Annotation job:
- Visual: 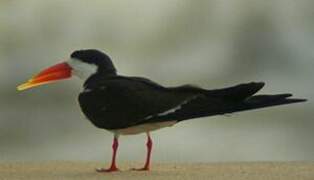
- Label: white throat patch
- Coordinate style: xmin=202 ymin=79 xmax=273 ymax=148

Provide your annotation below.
xmin=67 ymin=58 xmax=98 ymax=81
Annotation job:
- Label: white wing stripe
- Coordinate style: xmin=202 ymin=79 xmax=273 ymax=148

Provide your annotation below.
xmin=144 ymin=95 xmax=198 ymax=120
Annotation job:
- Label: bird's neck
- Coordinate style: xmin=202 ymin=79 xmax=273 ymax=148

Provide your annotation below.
xmin=83 ymin=71 xmax=117 ymax=89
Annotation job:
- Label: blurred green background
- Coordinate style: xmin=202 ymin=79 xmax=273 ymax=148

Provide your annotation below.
xmin=0 ymin=0 xmax=313 ymax=163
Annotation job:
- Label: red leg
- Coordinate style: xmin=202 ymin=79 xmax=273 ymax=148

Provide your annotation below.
xmin=132 ymin=133 xmax=153 ymax=171
xmin=96 ymin=135 xmax=120 ymax=173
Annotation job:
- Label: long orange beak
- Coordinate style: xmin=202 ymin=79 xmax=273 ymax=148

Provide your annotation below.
xmin=17 ymin=62 xmax=72 ymax=91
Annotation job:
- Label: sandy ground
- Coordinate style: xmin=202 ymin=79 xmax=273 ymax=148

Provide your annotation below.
xmin=0 ymin=161 xmax=313 ymax=180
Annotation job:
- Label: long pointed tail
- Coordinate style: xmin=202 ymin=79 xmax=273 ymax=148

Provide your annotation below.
xmin=175 ymin=93 xmax=306 ymax=121
xmin=224 ymin=93 xmax=306 ymax=114
xmin=153 ymin=82 xmax=307 ymax=122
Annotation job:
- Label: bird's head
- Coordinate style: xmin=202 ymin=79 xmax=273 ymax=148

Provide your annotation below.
xmin=17 ymin=49 xmax=116 ymax=91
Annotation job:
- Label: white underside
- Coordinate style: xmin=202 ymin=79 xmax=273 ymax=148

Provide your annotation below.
xmin=112 ymin=121 xmax=177 ymax=135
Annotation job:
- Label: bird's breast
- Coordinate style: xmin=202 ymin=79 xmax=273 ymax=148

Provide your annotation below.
xmin=78 ymin=88 xmax=141 ymax=130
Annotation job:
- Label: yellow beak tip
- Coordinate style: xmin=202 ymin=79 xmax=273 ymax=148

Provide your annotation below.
xmin=17 ymin=83 xmax=29 ymax=91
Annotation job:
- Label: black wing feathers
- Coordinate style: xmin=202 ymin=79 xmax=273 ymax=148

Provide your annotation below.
xmin=206 ymin=82 xmax=265 ymax=101
xmin=79 ymin=76 xmax=195 ymax=129
xmin=80 ymin=76 xmax=306 ymax=130
xmin=149 ymin=82 xmax=306 ymax=122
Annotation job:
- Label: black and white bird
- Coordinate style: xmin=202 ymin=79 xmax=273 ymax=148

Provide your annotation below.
xmin=18 ymin=49 xmax=306 ymax=172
